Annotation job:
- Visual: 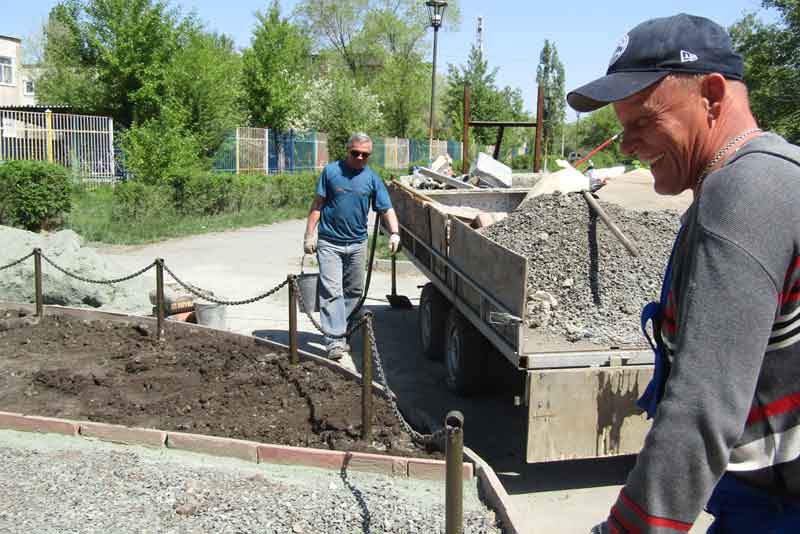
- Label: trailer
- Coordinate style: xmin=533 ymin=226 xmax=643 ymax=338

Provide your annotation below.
xmin=388 ymin=181 xmax=656 ymax=463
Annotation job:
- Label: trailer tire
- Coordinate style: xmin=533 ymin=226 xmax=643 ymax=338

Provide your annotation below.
xmin=444 ymin=308 xmax=489 ymax=396
xmin=419 ymin=283 xmax=449 ymax=361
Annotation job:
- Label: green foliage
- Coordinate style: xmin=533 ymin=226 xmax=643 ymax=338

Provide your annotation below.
xmin=577 ymin=107 xmax=624 ymax=163
xmin=121 ymin=105 xmax=203 ymax=185
xmin=536 ymin=40 xmax=566 ymax=159
xmin=242 ymin=2 xmax=311 ymax=132
xmin=730 ymin=2 xmax=800 ymax=143
xmin=443 ymin=45 xmax=529 ymax=146
xmin=0 ymin=161 xmax=72 ymax=231
xmin=111 ymin=179 xmax=173 ymax=222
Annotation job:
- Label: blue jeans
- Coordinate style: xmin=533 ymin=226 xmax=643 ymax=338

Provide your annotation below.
xmin=316 ymin=239 xmax=366 ymax=350
xmin=706 ymin=474 xmax=800 ymax=533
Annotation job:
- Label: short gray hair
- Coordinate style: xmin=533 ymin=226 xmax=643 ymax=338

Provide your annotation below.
xmin=346 ymin=132 xmax=372 ymax=149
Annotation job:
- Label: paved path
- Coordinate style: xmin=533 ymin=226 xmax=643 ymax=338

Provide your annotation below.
xmin=97 ymin=207 xmax=712 ymax=534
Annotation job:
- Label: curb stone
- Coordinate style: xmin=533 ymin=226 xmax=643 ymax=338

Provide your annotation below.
xmin=464 ymin=446 xmax=526 ymax=534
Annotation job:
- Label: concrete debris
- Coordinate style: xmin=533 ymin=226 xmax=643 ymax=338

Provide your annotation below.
xmin=470 ymin=152 xmax=512 ymax=188
xmin=524 ymin=159 xmax=589 ymax=199
xmin=430 ymin=154 xmax=453 ymax=175
xmin=483 ymin=192 xmax=680 ymax=346
xmin=471 ymin=211 xmax=508 ymax=229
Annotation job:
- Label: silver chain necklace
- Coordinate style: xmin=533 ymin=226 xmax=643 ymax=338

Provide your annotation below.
xmin=698 ymin=127 xmax=762 ymax=185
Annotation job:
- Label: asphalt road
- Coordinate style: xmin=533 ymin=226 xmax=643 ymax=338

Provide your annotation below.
xmin=98 ymin=178 xmax=712 ymax=534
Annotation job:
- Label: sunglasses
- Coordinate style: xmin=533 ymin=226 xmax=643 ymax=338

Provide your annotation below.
xmin=350 ymin=150 xmax=371 ymax=159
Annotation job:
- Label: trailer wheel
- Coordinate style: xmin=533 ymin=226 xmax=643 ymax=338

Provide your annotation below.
xmin=444 ymin=308 xmax=489 ymax=396
xmin=419 ymin=283 xmax=449 ymax=361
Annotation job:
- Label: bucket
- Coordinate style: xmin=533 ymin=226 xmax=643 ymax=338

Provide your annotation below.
xmin=194 ymin=301 xmax=226 ymax=329
xmin=298 ymin=254 xmax=320 ymax=313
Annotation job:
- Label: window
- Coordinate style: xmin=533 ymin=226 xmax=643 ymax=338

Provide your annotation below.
xmin=24 ymin=79 xmax=34 ymax=95
xmin=0 ymin=56 xmax=13 ymax=85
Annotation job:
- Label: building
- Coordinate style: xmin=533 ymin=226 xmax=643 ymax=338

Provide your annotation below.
xmin=0 ymin=35 xmax=37 ymax=107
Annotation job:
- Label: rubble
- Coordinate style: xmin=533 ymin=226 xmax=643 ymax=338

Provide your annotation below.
xmin=470 ymin=152 xmax=512 ymax=188
xmin=483 ymin=192 xmax=681 ymax=346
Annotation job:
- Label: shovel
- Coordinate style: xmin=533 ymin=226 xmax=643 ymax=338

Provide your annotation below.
xmin=386 ymin=254 xmax=413 ymax=309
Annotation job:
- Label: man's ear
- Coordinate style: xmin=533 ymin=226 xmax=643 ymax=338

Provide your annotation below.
xmin=701 ymin=73 xmax=727 ymax=121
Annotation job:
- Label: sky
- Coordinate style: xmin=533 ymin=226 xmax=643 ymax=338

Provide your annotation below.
xmin=2 ymin=0 xmax=775 ymax=120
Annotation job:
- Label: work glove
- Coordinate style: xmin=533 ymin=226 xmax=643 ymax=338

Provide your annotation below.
xmin=389 ymin=233 xmax=401 ymax=255
xmin=590 ymin=522 xmax=608 ymax=534
xmin=303 ymin=232 xmax=317 ymax=254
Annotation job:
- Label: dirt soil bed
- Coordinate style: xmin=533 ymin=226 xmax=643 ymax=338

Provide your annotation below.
xmin=0 ymin=309 xmax=439 ymax=460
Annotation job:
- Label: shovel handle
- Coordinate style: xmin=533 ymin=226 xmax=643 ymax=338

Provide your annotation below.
xmin=582 ymin=190 xmax=640 ymax=257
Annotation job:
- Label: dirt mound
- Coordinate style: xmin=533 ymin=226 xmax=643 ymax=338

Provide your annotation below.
xmin=0 ymin=309 xmax=438 ymax=459
xmin=0 ymin=226 xmax=150 ymax=313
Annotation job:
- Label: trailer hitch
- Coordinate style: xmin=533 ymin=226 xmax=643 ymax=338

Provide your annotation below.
xmin=488 ymin=312 xmax=523 ymax=326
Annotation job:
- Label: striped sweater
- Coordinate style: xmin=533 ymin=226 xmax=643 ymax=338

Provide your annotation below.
xmin=606 ymin=133 xmax=800 ymax=533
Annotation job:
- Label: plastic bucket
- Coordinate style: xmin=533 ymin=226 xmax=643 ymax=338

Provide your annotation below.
xmin=297 ymin=272 xmax=320 ymax=313
xmin=194 ymin=301 xmax=226 ymax=329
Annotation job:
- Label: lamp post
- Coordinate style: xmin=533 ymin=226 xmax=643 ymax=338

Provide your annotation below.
xmin=425 ymin=0 xmax=447 ymax=140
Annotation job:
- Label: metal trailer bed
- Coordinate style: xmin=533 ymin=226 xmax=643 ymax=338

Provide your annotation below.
xmin=388 ymin=182 xmax=656 ymax=463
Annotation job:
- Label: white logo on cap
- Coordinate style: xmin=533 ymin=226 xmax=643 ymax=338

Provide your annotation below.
xmin=608 ymin=34 xmax=629 ymax=68
xmin=681 ymin=50 xmax=698 ymax=63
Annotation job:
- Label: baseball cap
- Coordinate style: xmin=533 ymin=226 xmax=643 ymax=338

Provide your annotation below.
xmin=566 ymin=13 xmax=744 ymax=112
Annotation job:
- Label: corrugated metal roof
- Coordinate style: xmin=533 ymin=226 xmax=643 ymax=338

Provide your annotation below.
xmin=0 ymin=35 xmax=22 ymax=43
xmin=0 ymin=104 xmax=72 ymax=111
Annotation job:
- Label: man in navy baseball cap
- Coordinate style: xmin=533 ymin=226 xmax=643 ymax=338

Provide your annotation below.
xmin=572 ymin=13 xmax=800 ymax=534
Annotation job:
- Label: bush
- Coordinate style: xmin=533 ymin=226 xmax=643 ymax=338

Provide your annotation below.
xmin=112 ymin=180 xmax=174 ymax=223
xmin=0 ymin=160 xmax=72 ymax=231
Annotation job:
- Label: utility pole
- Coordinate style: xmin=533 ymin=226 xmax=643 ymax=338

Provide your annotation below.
xmin=476 ymin=16 xmax=484 ymax=55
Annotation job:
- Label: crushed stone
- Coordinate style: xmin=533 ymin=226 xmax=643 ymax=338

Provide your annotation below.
xmin=0 ymin=226 xmax=151 ymax=314
xmin=483 ymin=192 xmax=681 ymax=346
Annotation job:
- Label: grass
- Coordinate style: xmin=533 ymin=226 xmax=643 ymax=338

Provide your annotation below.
xmin=65 ymin=181 xmax=312 ymax=245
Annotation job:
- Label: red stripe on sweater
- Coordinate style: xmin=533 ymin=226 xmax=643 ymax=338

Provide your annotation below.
xmin=611 ymin=505 xmax=640 ymax=534
xmin=747 ymin=391 xmax=800 ymax=425
xmin=619 ymin=491 xmax=692 ymax=531
xmin=785 ymin=257 xmax=800 ymax=283
xmin=783 ymin=288 xmax=800 ymax=305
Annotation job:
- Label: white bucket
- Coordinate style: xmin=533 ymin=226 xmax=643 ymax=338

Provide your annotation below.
xmin=194 ymin=301 xmax=226 ymax=329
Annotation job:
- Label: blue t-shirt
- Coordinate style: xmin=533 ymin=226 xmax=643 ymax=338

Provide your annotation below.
xmin=315 ymin=161 xmax=392 ymax=245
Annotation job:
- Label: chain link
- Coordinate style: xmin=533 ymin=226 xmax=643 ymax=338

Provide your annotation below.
xmin=0 ymin=252 xmax=35 ymax=271
xmin=41 ymin=253 xmax=155 ymax=284
xmin=161 ymin=262 xmax=289 ymax=306
xmin=291 ymin=277 xmax=445 ymax=445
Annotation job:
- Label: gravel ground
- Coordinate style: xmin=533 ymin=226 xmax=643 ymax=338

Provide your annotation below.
xmin=483 ymin=192 xmax=681 ymax=346
xmin=0 ymin=430 xmax=501 ymax=534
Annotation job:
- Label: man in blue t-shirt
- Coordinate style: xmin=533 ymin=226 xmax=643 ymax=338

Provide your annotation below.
xmin=303 ymin=133 xmax=400 ymax=360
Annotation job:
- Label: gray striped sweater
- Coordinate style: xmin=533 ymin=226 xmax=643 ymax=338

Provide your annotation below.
xmin=606 ymin=133 xmax=800 ymax=533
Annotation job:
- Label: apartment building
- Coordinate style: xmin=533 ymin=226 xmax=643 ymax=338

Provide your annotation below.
xmin=0 ymin=35 xmax=37 ymax=107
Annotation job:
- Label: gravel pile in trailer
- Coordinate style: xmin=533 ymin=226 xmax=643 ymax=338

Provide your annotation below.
xmin=483 ymin=191 xmax=681 ymax=346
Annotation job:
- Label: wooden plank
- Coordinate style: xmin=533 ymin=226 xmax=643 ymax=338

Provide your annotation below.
xmin=429 ymin=206 xmax=449 ymax=281
xmin=418 ymin=167 xmax=477 ymax=189
xmin=526 ymin=366 xmax=653 ymax=463
xmin=448 ymin=219 xmax=527 ymax=318
xmin=425 ymin=189 xmax=529 ymax=213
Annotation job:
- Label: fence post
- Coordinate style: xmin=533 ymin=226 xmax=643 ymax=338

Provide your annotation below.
xmin=361 ymin=315 xmax=373 ymax=441
xmin=156 ymin=259 xmax=165 ymax=340
xmin=45 ymin=109 xmax=54 ymax=163
xmin=108 ymin=118 xmax=115 ymax=179
xmin=445 ymin=410 xmax=464 ymax=534
xmin=264 ymin=128 xmax=269 ymax=174
xmin=288 ymin=275 xmax=298 ymax=364
xmin=235 ymin=127 xmax=240 ymax=175
xmin=33 ymin=248 xmax=43 ymax=318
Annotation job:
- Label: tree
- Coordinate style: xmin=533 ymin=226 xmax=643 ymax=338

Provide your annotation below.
xmin=536 ymin=40 xmax=566 ymax=159
xmin=443 ymin=45 xmax=528 ymax=150
xmin=241 ymin=1 xmax=311 ymax=132
xmin=730 ymin=1 xmax=800 ymax=143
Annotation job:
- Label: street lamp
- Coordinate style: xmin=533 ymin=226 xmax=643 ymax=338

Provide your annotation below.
xmin=425 ymin=0 xmax=447 ymax=140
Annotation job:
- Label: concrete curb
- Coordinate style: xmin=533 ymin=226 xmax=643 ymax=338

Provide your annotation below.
xmin=464 ymin=446 xmax=526 ymax=534
xmin=0 ymin=411 xmax=472 ymax=481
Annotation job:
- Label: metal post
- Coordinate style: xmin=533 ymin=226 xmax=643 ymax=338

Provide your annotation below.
xmin=361 ymin=314 xmax=373 ymax=441
xmin=288 ymin=275 xmax=298 ymax=364
xmin=33 ymin=248 xmax=43 ymax=318
xmin=156 ymin=259 xmax=165 ymax=340
xmin=462 ymin=84 xmax=471 ymax=175
xmin=391 ymin=254 xmax=397 ymax=297
xmin=45 ymin=109 xmax=54 ymax=163
xmin=429 ymin=25 xmax=440 ymax=140
xmin=235 ymin=127 xmax=240 ymax=175
xmin=445 ymin=410 xmax=464 ymax=534
xmin=534 ymin=85 xmax=545 ymax=173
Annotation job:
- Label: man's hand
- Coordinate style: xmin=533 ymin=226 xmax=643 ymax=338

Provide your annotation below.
xmin=303 ymin=232 xmax=317 ymax=254
xmin=389 ymin=233 xmax=401 ymax=255
xmin=590 ymin=522 xmax=607 ymax=534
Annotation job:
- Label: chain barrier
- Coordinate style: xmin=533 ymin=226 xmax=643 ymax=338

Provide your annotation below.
xmin=40 ymin=253 xmax=155 ymax=284
xmin=291 ymin=277 xmax=445 ymax=445
xmin=161 ymin=262 xmax=289 ymax=306
xmin=0 ymin=252 xmax=35 ymax=271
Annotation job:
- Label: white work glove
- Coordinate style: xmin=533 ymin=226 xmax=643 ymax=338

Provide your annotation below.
xmin=303 ymin=232 xmax=317 ymax=254
xmin=388 ymin=233 xmax=401 ymax=255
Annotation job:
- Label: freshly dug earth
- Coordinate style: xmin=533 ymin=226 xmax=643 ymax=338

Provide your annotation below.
xmin=0 ymin=309 xmax=438 ymax=459
xmin=483 ymin=192 xmax=681 ymax=346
